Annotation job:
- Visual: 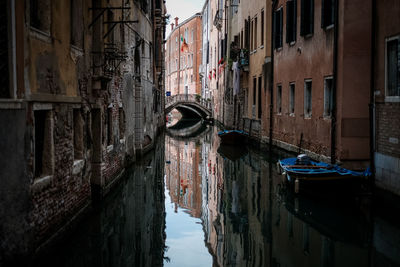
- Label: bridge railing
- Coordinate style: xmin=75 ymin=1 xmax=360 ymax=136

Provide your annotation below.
xmin=165 ymin=94 xmax=212 ymax=112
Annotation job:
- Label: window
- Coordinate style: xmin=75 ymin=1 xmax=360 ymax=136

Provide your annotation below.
xmin=107 ymin=108 xmax=113 ymax=146
xmin=34 ymin=110 xmax=53 ymax=178
xmin=261 ymin=10 xmax=264 ymax=46
xmin=321 ymin=0 xmax=334 ymax=28
xmin=119 ymin=108 xmax=125 ymax=139
xmin=250 ymin=20 xmax=253 ymax=50
xmin=73 ymin=109 xmax=83 ymax=160
xmin=241 ymin=29 xmax=244 ymax=48
xmin=70 ymin=0 xmax=83 ymax=47
xmin=304 ymin=80 xmax=312 ymax=117
xmin=175 ymin=37 xmax=178 ymax=50
xmin=0 ymin=1 xmax=10 ymax=98
xmin=289 ymin=83 xmax=295 ymax=114
xmin=286 ymin=0 xmax=297 ymax=44
xmin=30 ymin=0 xmax=51 ymax=33
xmin=324 ymin=77 xmax=333 ymax=117
xmin=254 ymin=17 xmax=258 ymax=50
xmin=253 ymin=77 xmax=257 ymax=105
xmin=386 ymin=36 xmax=400 ymax=98
xmin=277 ymin=84 xmax=282 ymax=114
xmin=245 ymin=19 xmax=250 ymax=49
xmin=274 ymin=8 xmax=283 ymax=49
xmin=300 ymin=0 xmax=314 ymax=36
xmin=258 ymin=76 xmax=262 ymax=118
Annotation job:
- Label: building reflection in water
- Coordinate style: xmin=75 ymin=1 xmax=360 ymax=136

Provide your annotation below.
xmin=34 ymin=137 xmax=166 ymax=267
xmin=165 ymin=124 xmax=400 ymax=267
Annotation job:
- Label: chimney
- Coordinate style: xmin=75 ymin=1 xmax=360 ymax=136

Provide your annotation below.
xmin=174 ymin=17 xmax=179 ymax=27
xmin=171 ymin=23 xmax=174 ymax=31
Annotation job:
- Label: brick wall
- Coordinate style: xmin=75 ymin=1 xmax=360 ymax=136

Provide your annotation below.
xmin=375 ymin=102 xmax=400 ymax=195
xmin=30 ymin=104 xmax=91 ymax=245
xmin=376 ymin=103 xmax=400 ymax=157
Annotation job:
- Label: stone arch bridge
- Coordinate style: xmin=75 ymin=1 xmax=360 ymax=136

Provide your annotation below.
xmin=165 ymin=94 xmax=212 ymax=119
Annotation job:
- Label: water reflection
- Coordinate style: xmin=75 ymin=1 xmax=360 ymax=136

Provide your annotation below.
xmin=164 ymin=124 xmax=400 ymax=267
xmin=34 ymin=138 xmax=166 ymax=267
xmin=31 ymin=124 xmax=400 ymax=267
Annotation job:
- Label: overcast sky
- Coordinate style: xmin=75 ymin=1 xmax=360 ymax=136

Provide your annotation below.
xmin=165 ymin=0 xmax=205 ymax=36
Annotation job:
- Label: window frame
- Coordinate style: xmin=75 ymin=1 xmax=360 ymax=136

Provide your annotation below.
xmin=300 ymin=0 xmax=314 ymax=37
xmin=385 ymin=35 xmax=400 ymax=102
xmin=323 ymin=76 xmax=334 ymax=118
xmin=286 ymin=0 xmax=297 ymax=45
xmin=277 ymin=84 xmax=282 ymax=115
xmin=304 ymin=79 xmax=312 ymax=118
xmin=274 ymin=7 xmax=283 ymax=50
xmin=289 ymin=82 xmax=295 ymax=115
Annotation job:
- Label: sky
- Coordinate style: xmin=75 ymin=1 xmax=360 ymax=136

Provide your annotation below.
xmin=165 ymin=0 xmax=205 ymax=36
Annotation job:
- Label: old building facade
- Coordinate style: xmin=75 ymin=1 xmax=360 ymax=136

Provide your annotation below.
xmin=165 ymin=15 xmax=202 ymax=97
xmin=270 ymin=0 xmax=371 ymax=167
xmin=0 ymin=0 xmax=166 ymax=262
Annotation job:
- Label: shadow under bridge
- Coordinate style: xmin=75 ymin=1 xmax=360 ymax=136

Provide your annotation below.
xmin=165 ymin=94 xmax=212 ymax=119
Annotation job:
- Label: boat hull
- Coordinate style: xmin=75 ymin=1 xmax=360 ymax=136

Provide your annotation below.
xmin=218 ymin=130 xmax=247 ymax=145
xmin=278 ymin=157 xmax=368 ymax=195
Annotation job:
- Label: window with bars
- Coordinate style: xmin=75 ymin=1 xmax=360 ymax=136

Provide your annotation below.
xmin=300 ymin=0 xmax=314 ymax=37
xmin=286 ymin=0 xmax=297 ymax=44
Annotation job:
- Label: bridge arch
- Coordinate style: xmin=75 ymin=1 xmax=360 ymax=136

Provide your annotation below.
xmin=165 ymin=94 xmax=212 ymax=119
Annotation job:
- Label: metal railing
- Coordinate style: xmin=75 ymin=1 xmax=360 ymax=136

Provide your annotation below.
xmin=165 ymin=94 xmax=212 ymax=112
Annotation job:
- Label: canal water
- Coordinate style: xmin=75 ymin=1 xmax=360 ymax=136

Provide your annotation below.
xmin=33 ymin=122 xmax=400 ymax=267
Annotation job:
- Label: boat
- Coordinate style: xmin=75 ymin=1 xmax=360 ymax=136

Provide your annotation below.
xmin=217 ymin=130 xmax=248 ymax=145
xmin=278 ymin=154 xmax=371 ymax=194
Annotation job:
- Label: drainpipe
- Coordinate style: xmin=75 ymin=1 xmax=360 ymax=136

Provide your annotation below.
xmin=270 ymin=0 xmax=278 ymax=150
xmin=369 ymin=0 xmax=376 ymax=186
xmin=331 ymin=0 xmax=339 ymax=164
